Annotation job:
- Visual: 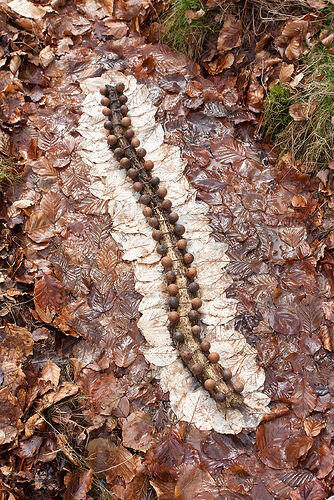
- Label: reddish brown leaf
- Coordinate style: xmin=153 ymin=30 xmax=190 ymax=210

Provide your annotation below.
xmin=25 ymin=210 xmax=54 ymax=243
xmin=122 ymin=411 xmax=155 ymax=452
xmin=175 ymin=465 xmax=220 ymax=499
xmin=34 ymin=274 xmax=64 ymax=313
xmin=291 ymin=380 xmax=317 ymax=418
xmin=64 ymin=469 xmax=93 ymax=500
xmin=217 ymin=17 xmax=242 ymax=52
xmin=269 ymin=308 xmax=301 ymax=335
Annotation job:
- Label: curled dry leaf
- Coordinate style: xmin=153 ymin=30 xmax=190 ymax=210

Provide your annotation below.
xmin=217 ymin=16 xmax=242 ymax=53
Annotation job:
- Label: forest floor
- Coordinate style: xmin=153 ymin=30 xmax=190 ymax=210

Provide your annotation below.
xmin=0 ymin=0 xmax=333 ymax=498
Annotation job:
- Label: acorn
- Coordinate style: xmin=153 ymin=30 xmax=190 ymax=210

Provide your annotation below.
xmin=125 ymin=128 xmax=134 ymax=140
xmin=200 ymin=340 xmax=210 ymax=352
xmin=167 ymin=284 xmax=179 ymax=296
xmin=184 ymin=253 xmax=194 ymax=265
xmin=169 ymin=297 xmax=179 ymax=309
xmin=137 ymin=148 xmax=146 ymax=158
xmin=161 ymin=256 xmax=173 ymax=268
xmin=191 ymin=297 xmax=202 ymax=310
xmin=186 ymin=267 xmax=197 ymax=279
xmin=152 ymin=230 xmax=163 ymax=241
xmin=204 ymin=379 xmax=215 ymax=391
xmin=168 ymin=311 xmax=180 ymax=324
xmin=173 ymin=331 xmax=184 ymax=342
xmin=177 ymin=239 xmax=187 ymax=251
xmin=191 ymin=363 xmax=203 ymax=375
xmin=208 ymin=352 xmax=220 ymax=363
xmin=144 ymin=160 xmax=154 ymax=171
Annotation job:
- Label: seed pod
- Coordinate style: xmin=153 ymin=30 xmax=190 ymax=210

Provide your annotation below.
xmin=104 ymin=121 xmax=112 ymax=130
xmin=168 ymin=311 xmax=180 ymax=324
xmin=191 ymin=363 xmax=203 ymax=375
xmin=174 ymin=224 xmax=185 ymax=236
xmin=157 ymin=187 xmax=167 ymax=198
xmin=191 ymin=325 xmax=201 ymax=336
xmin=173 ymin=331 xmax=184 ymax=342
xmin=191 ymin=297 xmax=202 ymax=310
xmin=157 ymin=244 xmax=167 ymax=256
xmin=102 ymin=107 xmax=111 ymax=116
xmin=169 ymin=297 xmax=179 ymax=309
xmin=186 ymin=267 xmax=197 ymax=279
xmin=143 ymin=207 xmax=153 ymax=217
xmin=188 ymin=282 xmax=199 ymax=294
xmin=181 ymin=350 xmax=192 ymax=361
xmin=137 ymin=148 xmax=146 ymax=158
xmin=131 ymin=137 xmax=140 ymax=148
xmin=177 ymin=239 xmax=187 ymax=251
xmin=216 ymin=393 xmax=226 ymax=402
xmin=148 ymin=217 xmax=159 ymax=229
xmin=116 ymin=82 xmax=125 ymax=92
xmin=120 ymin=157 xmax=130 ymax=168
xmin=161 ymin=199 xmax=172 ymax=211
xmin=233 ymin=380 xmax=244 ymax=393
xmin=208 ymin=352 xmax=220 ymax=363
xmin=150 ymin=177 xmax=160 ymax=187
xmin=133 ymin=182 xmax=143 ymax=192
xmin=107 ymin=135 xmax=117 ymax=146
xmin=124 ymin=128 xmax=134 ymax=140
xmin=167 ymin=284 xmax=179 ymax=296
xmin=99 ymin=86 xmax=108 ymax=95
xmin=119 ymin=95 xmax=128 ymax=104
xmin=222 ymin=368 xmax=232 ymax=381
xmin=188 ymin=310 xmax=199 ymax=323
xmin=139 ymin=194 xmax=150 ymax=205
xmin=166 ymin=271 xmax=176 ymax=282
xmin=200 ymin=340 xmax=210 ymax=352
xmin=121 ymin=117 xmax=131 ymax=127
xmin=168 ymin=212 xmax=179 ymax=224
xmin=127 ymin=168 xmax=138 ymax=180
xmin=101 ymin=97 xmax=110 ymax=106
xmin=183 ymin=253 xmax=194 ymax=265
xmin=161 ymin=256 xmax=173 ymax=268
xmin=120 ymin=105 xmax=128 ymax=115
xmin=114 ymin=147 xmax=124 ymax=158
xmin=204 ymin=379 xmax=215 ymax=391
xmin=152 ymin=230 xmax=163 ymax=241
xmin=144 ymin=160 xmax=154 ymax=171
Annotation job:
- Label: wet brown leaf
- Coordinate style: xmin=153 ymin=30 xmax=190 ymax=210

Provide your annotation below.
xmin=121 ymin=411 xmax=155 ymax=452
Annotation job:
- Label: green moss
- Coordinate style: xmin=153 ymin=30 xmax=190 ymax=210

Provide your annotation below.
xmin=160 ymin=0 xmax=220 ymax=60
xmin=262 ymin=40 xmax=334 ymax=172
xmin=0 ymin=153 xmax=20 ymax=189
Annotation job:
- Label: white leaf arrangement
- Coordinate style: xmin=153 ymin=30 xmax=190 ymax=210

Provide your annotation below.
xmin=77 ymin=70 xmax=270 ymax=434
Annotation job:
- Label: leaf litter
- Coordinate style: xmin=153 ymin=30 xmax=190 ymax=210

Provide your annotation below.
xmin=0 ymin=0 xmax=333 ymax=498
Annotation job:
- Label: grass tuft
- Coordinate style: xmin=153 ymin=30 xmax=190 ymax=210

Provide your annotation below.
xmin=0 ymin=152 xmax=20 ymax=189
xmin=160 ymin=0 xmax=221 ymax=60
xmin=262 ymin=43 xmax=334 ymax=173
